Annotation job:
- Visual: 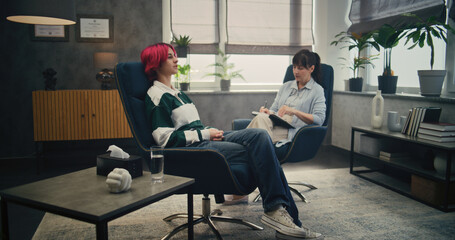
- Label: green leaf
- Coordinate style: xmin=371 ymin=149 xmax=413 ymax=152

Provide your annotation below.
xmin=418 ymin=32 xmax=425 ymax=48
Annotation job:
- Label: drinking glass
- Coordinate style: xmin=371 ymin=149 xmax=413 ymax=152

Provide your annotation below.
xmin=149 ymin=146 xmax=164 ymax=183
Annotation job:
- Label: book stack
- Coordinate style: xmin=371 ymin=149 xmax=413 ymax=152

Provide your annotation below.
xmin=379 ymin=150 xmax=410 ymax=162
xmin=418 ymin=122 xmax=455 ymax=143
xmin=401 ymin=107 xmax=441 ymax=137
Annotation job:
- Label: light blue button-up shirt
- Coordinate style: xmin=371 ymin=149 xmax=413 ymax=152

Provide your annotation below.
xmin=270 ymin=78 xmax=326 ymax=147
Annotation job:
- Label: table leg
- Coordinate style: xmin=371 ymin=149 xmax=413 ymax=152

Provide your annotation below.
xmin=187 ymin=186 xmax=193 ymax=240
xmin=1 ymin=198 xmax=9 ymax=240
xmin=96 ymin=221 xmax=108 ymax=240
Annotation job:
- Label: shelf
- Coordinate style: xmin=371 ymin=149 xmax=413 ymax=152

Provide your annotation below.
xmin=351 ymin=126 xmax=455 ymax=212
xmin=351 ymin=168 xmax=455 ymax=212
xmin=353 ymin=152 xmax=454 ymax=182
xmin=352 ymin=126 xmax=455 ymax=150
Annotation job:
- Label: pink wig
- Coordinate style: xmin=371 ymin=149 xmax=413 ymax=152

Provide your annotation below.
xmin=141 ymin=43 xmax=176 ymax=81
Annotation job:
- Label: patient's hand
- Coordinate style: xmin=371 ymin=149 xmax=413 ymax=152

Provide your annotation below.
xmin=209 ymin=128 xmax=224 ymax=141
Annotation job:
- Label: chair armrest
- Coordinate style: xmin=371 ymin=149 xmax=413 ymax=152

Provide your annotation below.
xmin=282 ymin=124 xmax=327 ymax=163
xmin=232 ymin=119 xmax=252 ymax=130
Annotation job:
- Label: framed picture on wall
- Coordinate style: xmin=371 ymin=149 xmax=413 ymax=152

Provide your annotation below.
xmin=30 ymin=25 xmax=69 ymax=42
xmin=76 ymin=14 xmax=114 ymax=42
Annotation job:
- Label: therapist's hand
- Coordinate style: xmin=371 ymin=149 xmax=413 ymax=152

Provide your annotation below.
xmin=209 ymin=129 xmax=224 ymax=141
xmin=277 ymin=105 xmax=295 ymax=117
xmin=259 ymin=106 xmax=270 ymax=114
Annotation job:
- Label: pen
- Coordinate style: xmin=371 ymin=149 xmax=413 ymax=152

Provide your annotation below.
xmin=264 ymin=100 xmax=267 ymax=109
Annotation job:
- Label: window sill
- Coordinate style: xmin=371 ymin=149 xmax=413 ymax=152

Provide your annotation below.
xmin=335 ymin=90 xmax=455 ymax=103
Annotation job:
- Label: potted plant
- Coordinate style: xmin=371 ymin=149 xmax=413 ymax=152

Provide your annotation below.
xmin=331 ymin=31 xmax=379 ymax=91
xmin=372 ymin=24 xmax=405 ymax=94
xmin=172 ymin=35 xmax=191 ymax=58
xmin=175 ymin=64 xmax=191 ymax=91
xmin=205 ymin=48 xmax=245 ymax=91
xmin=403 ymin=13 xmax=455 ymax=96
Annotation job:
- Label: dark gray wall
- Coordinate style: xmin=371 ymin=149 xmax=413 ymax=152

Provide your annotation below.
xmin=0 ymin=0 xmax=162 ymax=157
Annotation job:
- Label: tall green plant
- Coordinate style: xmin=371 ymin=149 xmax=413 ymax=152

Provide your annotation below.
xmin=372 ymin=24 xmax=405 ymax=76
xmin=403 ymin=13 xmax=455 ymax=70
xmin=331 ymin=31 xmax=380 ymax=78
xmin=205 ymin=48 xmax=245 ymax=81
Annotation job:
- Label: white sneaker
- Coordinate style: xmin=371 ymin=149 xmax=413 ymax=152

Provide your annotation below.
xmin=223 ymin=195 xmax=249 ymax=205
xmin=261 ymin=208 xmax=323 ymax=239
xmin=276 ymin=230 xmax=324 ymax=240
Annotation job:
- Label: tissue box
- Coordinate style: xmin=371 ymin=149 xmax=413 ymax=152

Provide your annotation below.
xmin=96 ymin=153 xmax=143 ymax=178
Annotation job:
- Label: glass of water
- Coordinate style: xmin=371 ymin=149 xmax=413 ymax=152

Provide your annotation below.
xmin=149 ymin=146 xmax=164 ymax=183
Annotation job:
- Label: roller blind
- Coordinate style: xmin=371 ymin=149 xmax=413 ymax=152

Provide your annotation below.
xmin=171 ymin=0 xmax=219 ymax=53
xmin=348 ymin=0 xmax=446 ymax=34
xmin=226 ymin=0 xmax=313 ymax=55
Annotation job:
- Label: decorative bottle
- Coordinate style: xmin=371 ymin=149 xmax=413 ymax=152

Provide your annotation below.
xmin=371 ymin=90 xmax=384 ymax=129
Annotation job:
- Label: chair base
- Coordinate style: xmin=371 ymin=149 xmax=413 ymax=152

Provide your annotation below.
xmin=253 ymin=181 xmax=317 ymax=203
xmin=161 ymin=196 xmax=263 ymax=240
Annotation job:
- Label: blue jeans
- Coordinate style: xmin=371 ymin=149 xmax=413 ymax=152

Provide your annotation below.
xmin=191 ymin=128 xmax=302 ymax=227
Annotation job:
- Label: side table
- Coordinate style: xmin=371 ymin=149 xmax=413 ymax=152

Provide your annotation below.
xmin=1 ymin=167 xmax=194 ymax=240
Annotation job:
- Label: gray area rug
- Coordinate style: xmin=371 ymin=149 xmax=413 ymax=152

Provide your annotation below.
xmin=32 ymin=168 xmax=455 ymax=240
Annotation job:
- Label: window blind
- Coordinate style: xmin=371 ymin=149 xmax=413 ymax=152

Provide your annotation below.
xmin=171 ymin=0 xmax=219 ymax=53
xmin=226 ymin=0 xmax=313 ymax=55
xmin=348 ymin=0 xmax=446 ymax=34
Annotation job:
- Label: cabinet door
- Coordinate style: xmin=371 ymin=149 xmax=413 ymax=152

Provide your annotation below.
xmin=33 ymin=90 xmax=132 ymax=141
xmin=87 ymin=90 xmax=132 ymax=139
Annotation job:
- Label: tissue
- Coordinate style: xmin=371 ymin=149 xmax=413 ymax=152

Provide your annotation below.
xmin=106 ymin=168 xmax=132 ymax=193
xmin=107 ymin=145 xmax=130 ymax=159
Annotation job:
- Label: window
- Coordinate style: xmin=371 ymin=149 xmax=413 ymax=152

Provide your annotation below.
xmin=368 ymin=35 xmax=446 ymax=89
xmin=167 ymin=0 xmax=314 ymax=90
xmin=226 ymin=0 xmax=313 ymax=55
xmin=347 ymin=0 xmax=453 ymax=92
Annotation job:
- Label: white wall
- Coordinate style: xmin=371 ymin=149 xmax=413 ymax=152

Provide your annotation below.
xmin=314 ymin=0 xmax=351 ymax=91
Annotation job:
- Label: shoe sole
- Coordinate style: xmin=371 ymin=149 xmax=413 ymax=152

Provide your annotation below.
xmin=276 ymin=231 xmax=324 ymax=240
xmin=261 ymin=215 xmax=307 ymax=238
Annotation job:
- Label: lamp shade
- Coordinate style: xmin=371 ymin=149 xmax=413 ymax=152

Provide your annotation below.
xmin=94 ymin=52 xmax=118 ymax=69
xmin=6 ymin=0 xmax=76 ymax=25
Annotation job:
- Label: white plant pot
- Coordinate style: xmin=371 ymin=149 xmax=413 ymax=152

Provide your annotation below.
xmin=417 ymin=70 xmax=446 ymax=97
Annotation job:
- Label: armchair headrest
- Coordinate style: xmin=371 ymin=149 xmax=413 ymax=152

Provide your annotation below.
xmin=115 ymin=62 xmax=155 ymax=154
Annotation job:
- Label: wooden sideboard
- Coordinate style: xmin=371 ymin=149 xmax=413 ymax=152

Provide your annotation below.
xmin=32 ymin=90 xmax=132 ymax=141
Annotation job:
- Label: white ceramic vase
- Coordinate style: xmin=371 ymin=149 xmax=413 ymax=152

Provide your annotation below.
xmin=371 ymin=90 xmax=384 ymax=129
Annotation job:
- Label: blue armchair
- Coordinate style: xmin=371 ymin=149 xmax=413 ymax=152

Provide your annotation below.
xmin=232 ymin=64 xmax=334 ymax=202
xmin=114 ymin=62 xmax=262 ymax=239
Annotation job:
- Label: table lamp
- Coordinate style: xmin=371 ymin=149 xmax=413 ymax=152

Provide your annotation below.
xmin=6 ymin=0 xmax=76 ymax=25
xmin=94 ymin=52 xmax=118 ymax=90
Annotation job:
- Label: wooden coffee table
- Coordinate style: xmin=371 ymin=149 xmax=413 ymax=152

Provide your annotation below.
xmin=1 ymin=167 xmax=194 ymax=240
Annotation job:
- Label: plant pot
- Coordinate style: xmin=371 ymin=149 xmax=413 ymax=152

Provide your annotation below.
xmin=378 ymin=75 xmax=398 ymax=94
xmin=179 ymin=82 xmax=190 ymax=91
xmin=349 ymin=77 xmax=363 ymax=92
xmin=175 ymin=46 xmax=188 ymax=58
xmin=220 ymin=79 xmax=231 ymax=91
xmin=417 ymin=70 xmax=446 ymax=97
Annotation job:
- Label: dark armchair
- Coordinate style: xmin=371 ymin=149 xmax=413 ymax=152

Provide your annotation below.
xmin=114 ymin=62 xmax=262 ymax=240
xmin=232 ymin=64 xmax=334 ymax=202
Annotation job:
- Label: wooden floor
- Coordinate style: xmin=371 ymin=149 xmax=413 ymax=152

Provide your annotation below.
xmin=0 ymin=142 xmax=350 ymax=240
